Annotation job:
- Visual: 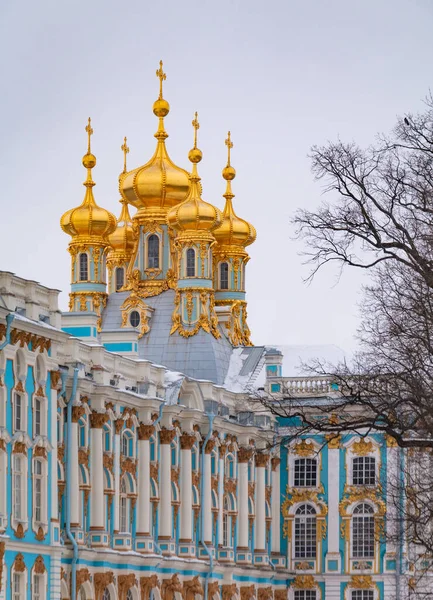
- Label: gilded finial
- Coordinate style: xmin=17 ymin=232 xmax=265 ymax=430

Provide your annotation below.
xmin=85 ymin=117 xmax=93 ymax=154
xmin=222 ymin=130 xmax=236 ymax=183
xmin=156 ymin=60 xmax=166 ymax=100
xmin=121 ymin=136 xmax=129 ymax=174
xmin=225 ymin=131 xmax=233 ymax=167
xmin=192 ymin=112 xmax=200 ymax=149
xmin=188 ymin=111 xmax=203 ymax=165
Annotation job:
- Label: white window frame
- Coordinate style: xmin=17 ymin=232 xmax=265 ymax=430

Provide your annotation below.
xmin=79 ymin=252 xmax=89 ymax=282
xmin=33 ymin=458 xmax=47 ymax=529
xmin=13 ymin=392 xmax=26 ymax=433
xmin=219 ymin=261 xmax=230 ymax=290
xmin=293 ymin=458 xmax=318 ymax=488
xmin=185 ymin=247 xmax=197 ymax=278
xmin=115 ymin=266 xmax=125 ymax=291
xmin=12 ymin=453 xmax=28 ymax=527
xmin=0 ymin=386 xmax=5 ymax=427
xmin=351 ymin=503 xmax=375 ymax=559
xmin=12 ymin=570 xmax=25 ymax=600
xmin=119 ymin=477 xmax=130 ymax=534
xmin=352 ymin=456 xmax=376 ymax=486
xmin=32 ymin=570 xmax=47 ymax=600
xmin=0 ymin=447 xmax=7 ymax=530
xmin=146 ymin=234 xmax=161 ymax=270
xmin=294 ymin=504 xmax=317 ymax=559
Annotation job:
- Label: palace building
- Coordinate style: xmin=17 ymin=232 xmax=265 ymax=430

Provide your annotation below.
xmin=0 ymin=62 xmax=418 ymax=599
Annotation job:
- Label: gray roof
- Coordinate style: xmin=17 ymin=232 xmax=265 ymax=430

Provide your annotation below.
xmin=101 ymin=290 xmax=235 ymax=385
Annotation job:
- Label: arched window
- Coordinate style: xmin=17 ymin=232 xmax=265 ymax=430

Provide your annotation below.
xmin=104 ymin=424 xmax=112 ymax=452
xmin=225 ymin=453 xmax=234 ymax=479
xmin=126 ymin=590 xmax=134 ymax=600
xmin=294 ymin=458 xmax=317 ymax=487
xmin=79 ymin=253 xmax=88 ymax=281
xmin=34 ymin=398 xmax=42 ymax=437
xmin=33 ymin=459 xmax=43 ymax=523
xmin=352 ymin=503 xmax=374 ymax=558
xmin=186 ymin=248 xmax=196 ymax=277
xmin=223 ymin=496 xmax=230 ymax=547
xmin=122 ymin=432 xmax=134 ymax=458
xmin=119 ymin=477 xmax=129 ymax=533
xmin=147 ymin=234 xmax=160 ymax=269
xmin=115 ymin=267 xmax=125 ymax=291
xmin=352 ymin=456 xmax=376 ymax=486
xmin=13 ymin=454 xmax=26 ymax=522
xmin=35 ymin=355 xmax=45 ymax=384
xmin=102 ymin=589 xmax=111 ymax=600
xmin=220 ymin=262 xmax=229 ymax=290
xmin=14 ymin=393 xmax=23 ymax=432
xmin=294 ymin=504 xmax=316 ymax=558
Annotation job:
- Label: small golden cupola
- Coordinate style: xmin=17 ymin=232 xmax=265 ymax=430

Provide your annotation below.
xmin=120 ymin=61 xmax=190 ymax=222
xmin=167 ymin=113 xmax=222 ymax=236
xmin=168 ymin=113 xmax=222 ymax=340
xmin=213 ymin=132 xmax=256 ymax=347
xmin=107 ymin=137 xmax=137 ymax=294
xmin=60 ymin=118 xmax=116 ymax=331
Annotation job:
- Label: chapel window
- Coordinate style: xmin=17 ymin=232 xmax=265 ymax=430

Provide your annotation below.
xmin=352 ymin=456 xmax=376 ymax=486
xmin=352 ymin=503 xmax=375 ymax=558
xmin=294 ymin=504 xmax=316 ymax=559
xmin=79 ymin=253 xmax=88 ymax=281
xmin=147 ymin=234 xmax=160 ymax=269
xmin=130 ymin=310 xmax=140 ymax=328
xmin=186 ymin=248 xmax=196 ymax=277
xmin=294 ymin=458 xmax=317 ymax=487
xmin=115 ymin=267 xmax=125 ymax=291
xmin=220 ymin=262 xmax=229 ymax=290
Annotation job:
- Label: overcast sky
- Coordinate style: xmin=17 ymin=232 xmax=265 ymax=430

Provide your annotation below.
xmin=1 ymin=0 xmax=432 ymax=352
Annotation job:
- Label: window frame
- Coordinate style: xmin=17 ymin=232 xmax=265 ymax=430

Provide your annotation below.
xmin=352 ymin=456 xmax=376 ymax=486
xmin=294 ymin=504 xmax=317 ymax=559
xmin=147 ymin=234 xmax=161 ymax=269
xmin=33 ymin=458 xmax=47 ymax=527
xmin=186 ymin=248 xmax=196 ymax=278
xmin=294 ymin=458 xmax=318 ymax=488
xmin=79 ymin=252 xmax=89 ymax=282
xmin=115 ymin=267 xmax=125 ymax=291
xmin=14 ymin=392 xmax=25 ymax=433
xmin=351 ymin=503 xmax=375 ymax=559
xmin=12 ymin=571 xmax=25 ymax=600
xmin=219 ymin=262 xmax=229 ymax=290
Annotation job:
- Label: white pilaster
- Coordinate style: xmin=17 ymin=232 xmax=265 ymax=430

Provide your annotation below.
xmin=179 ymin=433 xmax=195 ymax=542
xmin=255 ymin=454 xmax=267 ymax=552
xmin=203 ymin=442 xmax=213 ymax=545
xmin=69 ymin=417 xmax=80 ymax=527
xmin=271 ymin=457 xmax=281 ymax=554
xmin=159 ymin=429 xmax=175 ymax=541
xmin=137 ymin=425 xmax=154 ymax=536
xmin=237 ymin=448 xmax=253 ymax=551
xmin=89 ymin=412 xmax=105 ymax=530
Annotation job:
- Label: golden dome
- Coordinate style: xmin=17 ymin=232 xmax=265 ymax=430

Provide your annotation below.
xmin=108 ymin=199 xmax=135 ymax=255
xmin=120 ymin=61 xmax=190 ymax=215
xmin=60 ymin=118 xmax=116 ymax=242
xmin=214 ymin=132 xmax=256 ymax=248
xmin=167 ymin=113 xmax=222 ymax=234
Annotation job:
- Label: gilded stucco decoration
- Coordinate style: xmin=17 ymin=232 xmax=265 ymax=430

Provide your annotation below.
xmin=293 ymin=439 xmax=316 ymax=457
xmin=290 ymin=576 xmax=318 ymax=589
xmin=120 ymin=285 xmax=151 ymax=338
xmin=282 ymin=485 xmax=327 ymax=541
xmin=170 ymin=288 xmax=220 ymax=339
xmin=182 ymin=576 xmax=204 ymax=600
xmin=351 ymin=438 xmax=374 ymax=456
xmin=141 ymin=575 xmax=161 ymax=600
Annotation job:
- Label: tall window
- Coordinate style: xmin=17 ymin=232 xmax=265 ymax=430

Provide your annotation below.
xmin=352 ymin=503 xmax=375 ymax=558
xmin=14 ymin=393 xmax=22 ymax=431
xmin=294 ymin=458 xmax=317 ymax=487
xmin=294 ymin=504 xmax=316 ymax=558
xmin=79 ymin=253 xmax=88 ymax=281
xmin=223 ymin=496 xmax=230 ymax=547
xmin=220 ymin=262 xmax=229 ymax=290
xmin=33 ymin=573 xmax=42 ymax=600
xmin=186 ymin=248 xmax=196 ymax=277
xmin=115 ymin=267 xmax=125 ymax=291
xmin=126 ymin=589 xmax=134 ymax=600
xmin=13 ymin=455 xmax=23 ymax=520
xmin=13 ymin=572 xmax=23 ymax=600
xmin=352 ymin=457 xmax=376 ymax=486
xmin=119 ymin=477 xmax=129 ymax=533
xmin=294 ymin=592 xmax=316 ymax=600
xmin=34 ymin=460 xmax=43 ymax=523
xmin=351 ymin=592 xmax=374 ymax=600
xmin=102 ymin=589 xmax=111 ymax=600
xmin=147 ymin=235 xmax=160 ymax=268
xmin=34 ymin=398 xmax=41 ymax=436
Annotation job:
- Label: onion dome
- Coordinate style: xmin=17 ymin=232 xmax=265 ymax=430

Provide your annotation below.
xmin=213 ymin=132 xmax=256 ymax=248
xmin=61 ymin=118 xmax=116 ymax=242
xmin=120 ymin=61 xmax=190 ymax=214
xmin=167 ymin=112 xmax=221 ymax=233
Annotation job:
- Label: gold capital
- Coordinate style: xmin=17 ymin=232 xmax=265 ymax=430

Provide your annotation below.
xmin=85 ymin=117 xmax=93 ymax=154
xmin=225 ymin=131 xmax=233 ymax=167
xmin=192 ymin=111 xmax=200 ymax=149
xmin=121 ymin=136 xmax=130 ymax=174
xmin=156 ymin=60 xmax=166 ymax=100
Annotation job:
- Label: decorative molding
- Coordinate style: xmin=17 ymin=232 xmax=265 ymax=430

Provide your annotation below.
xmin=222 ymin=584 xmax=239 ymax=600
xmin=240 ymin=585 xmax=256 ymax=600
xmin=138 ymin=424 xmax=155 ymax=441
xmin=271 ymin=457 xmax=281 ymax=471
xmin=237 ymin=447 xmax=253 ymax=463
xmin=90 ymin=410 xmax=109 ymax=429
xmin=94 ymin=572 xmax=114 ymax=600
xmin=255 ymin=453 xmax=269 ymax=468
xmin=291 ymin=576 xmax=318 ymax=589
xmin=257 ymin=588 xmax=273 ymax=600
xmin=71 ymin=405 xmax=86 ymax=423
xmin=159 ymin=428 xmax=176 ymax=445
xmin=293 ymin=440 xmax=315 ymax=457
xmin=385 ymin=434 xmax=398 ymax=448
xmin=13 ymin=553 xmax=26 ymax=573
xmin=76 ymin=568 xmax=91 ymax=588
xmin=162 ymin=574 xmax=183 ymax=600
xmin=118 ymin=573 xmax=137 ymax=600
xmin=348 ymin=575 xmax=374 ymax=589
xmin=352 ymin=438 xmax=374 ymax=456
xmin=141 ymin=575 xmax=160 ymax=600
xmin=180 ymin=432 xmax=196 ymax=450
xmin=0 ymin=541 xmax=5 ymax=592
xmin=183 ymin=576 xmax=204 ymax=600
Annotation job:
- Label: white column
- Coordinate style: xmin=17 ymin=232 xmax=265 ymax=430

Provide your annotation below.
xmin=202 ymin=439 xmax=214 ymax=545
xmin=327 ymin=438 xmax=340 ymax=553
xmin=50 ymin=387 xmax=58 ymax=522
xmin=179 ymin=433 xmax=195 ymax=542
xmin=113 ymin=418 xmax=123 ymax=533
xmin=70 ymin=407 xmax=83 ymax=527
xmin=385 ymin=435 xmax=399 ymax=554
xmin=137 ymin=424 xmax=154 ymax=536
xmin=237 ymin=447 xmax=253 ymax=549
xmin=89 ymin=412 xmax=106 ymax=530
xmin=159 ymin=429 xmax=175 ymax=539
xmin=218 ymin=444 xmax=226 ymax=546
xmin=271 ymin=457 xmax=281 ymax=554
xmin=255 ymin=453 xmax=268 ymax=552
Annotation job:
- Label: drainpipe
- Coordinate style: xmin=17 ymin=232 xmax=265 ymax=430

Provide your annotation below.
xmin=201 ymin=412 xmax=215 ymax=600
xmin=66 ymin=366 xmax=79 ymax=600
xmin=0 ymin=313 xmax=14 ymax=350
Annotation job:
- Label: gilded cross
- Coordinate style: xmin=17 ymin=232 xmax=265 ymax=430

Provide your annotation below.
xmin=156 ymin=60 xmax=166 ymax=100
xmin=225 ymin=131 xmax=233 ymax=166
xmin=85 ymin=117 xmax=93 ymax=154
xmin=121 ymin=136 xmax=130 ymax=173
xmin=192 ymin=112 xmax=200 ymax=148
